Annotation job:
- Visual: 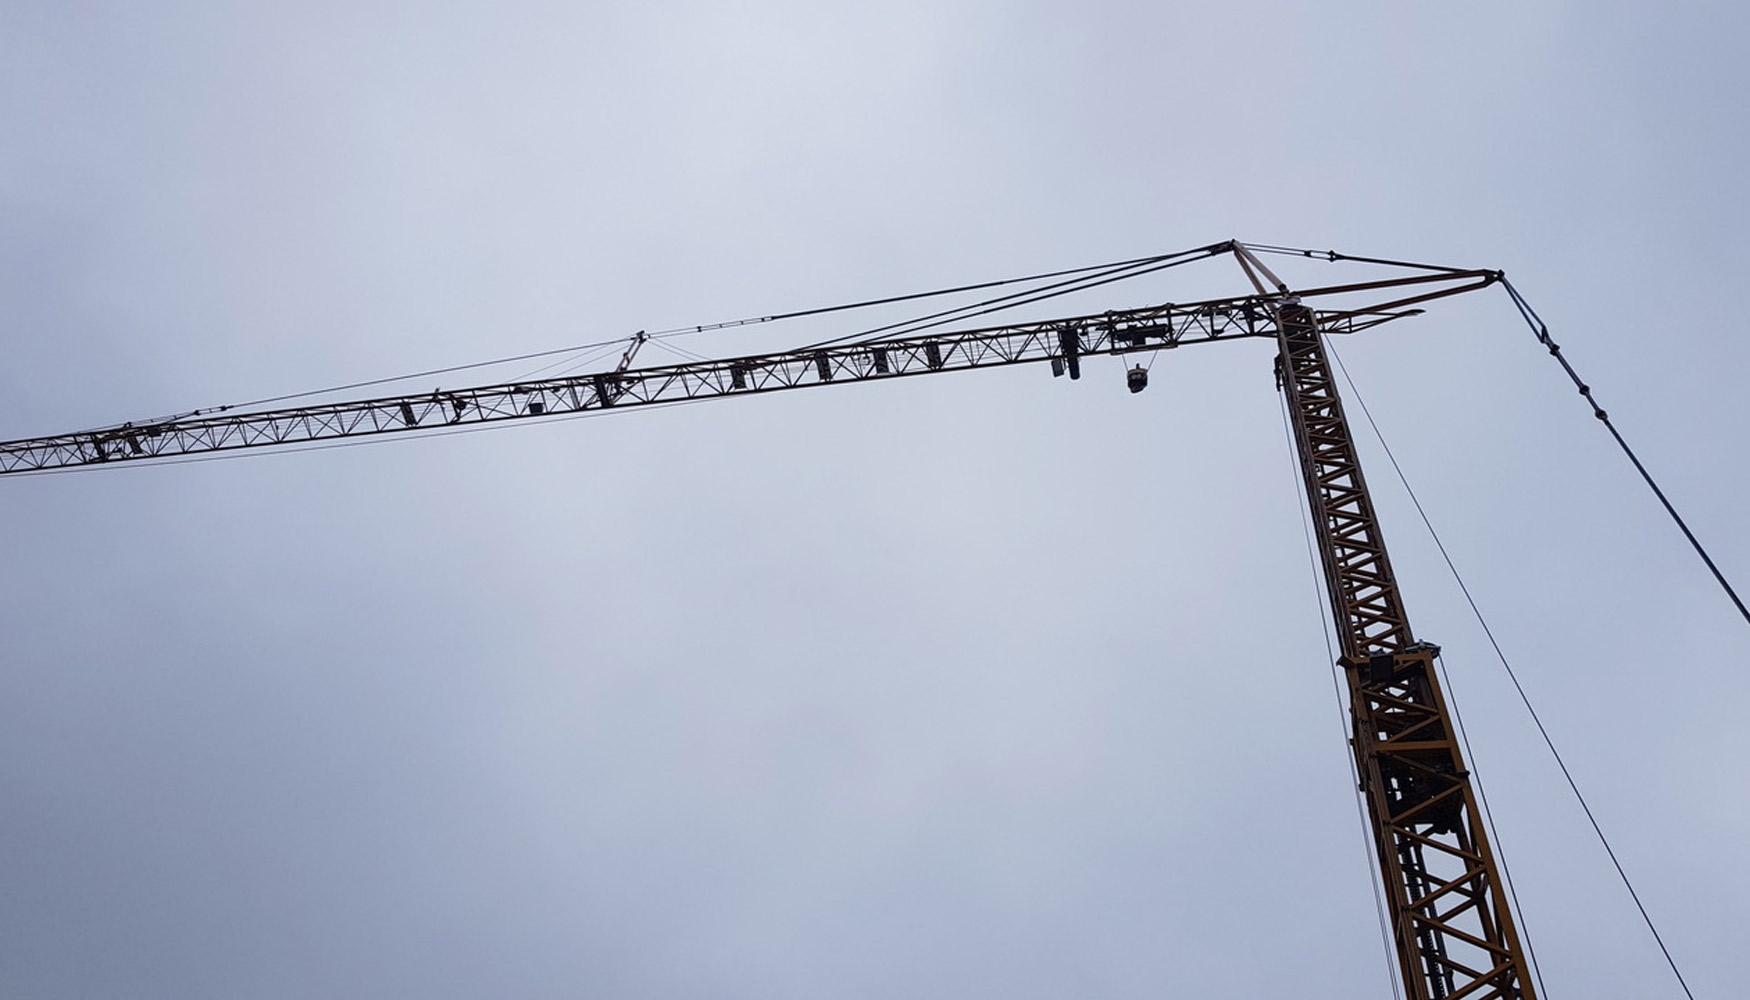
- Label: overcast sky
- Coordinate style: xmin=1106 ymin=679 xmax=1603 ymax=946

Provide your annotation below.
xmin=2 ymin=2 xmax=1746 ymax=997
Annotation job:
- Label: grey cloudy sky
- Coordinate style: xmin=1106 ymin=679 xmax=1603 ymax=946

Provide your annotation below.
xmin=2 ymin=2 xmax=1746 ymax=997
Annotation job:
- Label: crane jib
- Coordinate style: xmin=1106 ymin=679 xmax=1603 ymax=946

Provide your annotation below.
xmin=0 ymin=269 xmax=1494 ymax=476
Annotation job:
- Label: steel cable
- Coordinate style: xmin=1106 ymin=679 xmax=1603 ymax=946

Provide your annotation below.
xmin=114 ymin=246 xmax=1231 ymax=433
xmin=1327 ymin=343 xmax=1693 ymax=1000
xmin=1499 ymin=278 xmax=1750 ymax=632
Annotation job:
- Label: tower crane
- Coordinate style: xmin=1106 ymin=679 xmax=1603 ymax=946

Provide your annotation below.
xmin=0 ymin=241 xmax=1536 ymax=999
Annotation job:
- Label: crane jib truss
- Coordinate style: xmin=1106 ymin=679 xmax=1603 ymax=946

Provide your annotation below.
xmin=0 ymin=249 xmax=1534 ymax=998
xmin=0 ymin=269 xmax=1493 ymax=476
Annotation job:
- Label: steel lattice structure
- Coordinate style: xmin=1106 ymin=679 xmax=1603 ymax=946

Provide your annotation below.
xmin=1277 ymin=298 xmax=1533 ymax=999
xmin=0 ymin=243 xmax=1533 ymax=999
xmin=1 ymin=268 xmax=1486 ymax=476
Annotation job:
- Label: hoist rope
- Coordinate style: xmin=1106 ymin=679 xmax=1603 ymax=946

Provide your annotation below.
xmin=1498 ymin=278 xmax=1750 ymax=633
xmin=1326 ymin=344 xmax=1692 ymax=1000
xmin=509 ymin=342 xmax=627 ymax=382
xmin=654 ymin=244 xmax=1227 ymax=344
xmin=1275 ymin=385 xmax=1406 ymax=1000
xmin=18 ymin=248 xmax=1231 ymax=475
xmin=152 ymin=246 xmax=1227 ymax=427
xmin=791 ymin=247 xmax=1227 ymax=351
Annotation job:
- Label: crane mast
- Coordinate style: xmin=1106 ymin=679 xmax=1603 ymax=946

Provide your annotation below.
xmin=1277 ymin=300 xmax=1533 ymax=999
xmin=0 ymin=245 xmax=1537 ymax=997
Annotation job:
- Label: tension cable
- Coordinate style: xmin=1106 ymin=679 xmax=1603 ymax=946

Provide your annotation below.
xmin=150 ymin=246 xmax=1228 ymax=429
xmin=1327 ymin=344 xmax=1693 ymax=1000
xmin=1500 ymin=279 xmax=1750 ymax=632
